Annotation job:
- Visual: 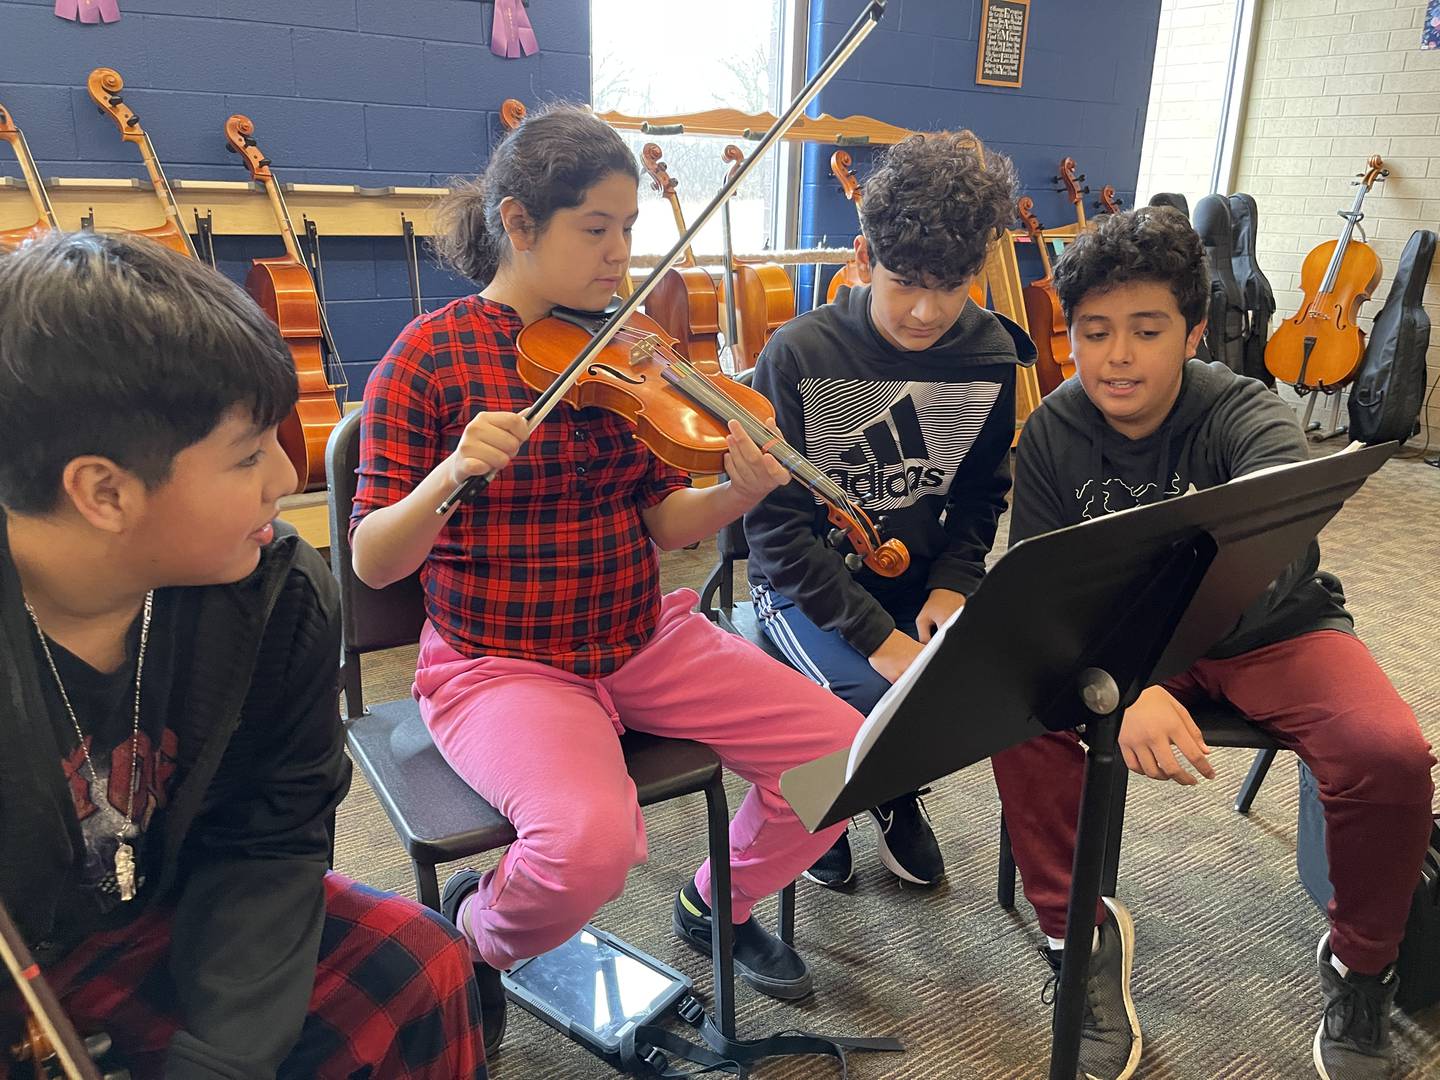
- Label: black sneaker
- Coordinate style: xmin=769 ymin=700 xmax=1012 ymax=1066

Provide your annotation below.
xmin=1314 ymin=932 xmax=1398 ymax=1079
xmin=441 ymin=869 xmax=507 ymax=1059
xmin=802 ymin=826 xmax=855 ymax=889
xmin=1040 ymin=897 xmax=1141 ymax=1080
xmin=672 ymin=881 xmax=813 ymax=1000
xmin=867 ymin=790 xmax=944 ymax=886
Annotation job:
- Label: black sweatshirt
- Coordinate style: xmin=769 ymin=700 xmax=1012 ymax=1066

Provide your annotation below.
xmin=1 ymin=514 xmax=350 ymax=1079
xmin=745 ymin=285 xmax=1035 ymax=656
xmin=1008 ymin=359 xmax=1353 ymax=658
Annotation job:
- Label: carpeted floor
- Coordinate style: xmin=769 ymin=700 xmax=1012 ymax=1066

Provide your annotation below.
xmin=333 ymin=444 xmax=1440 ymax=1079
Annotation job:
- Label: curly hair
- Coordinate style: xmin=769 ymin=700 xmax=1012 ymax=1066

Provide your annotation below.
xmin=858 ymin=131 xmax=1018 ymax=287
xmin=432 ymin=104 xmax=639 ymax=286
xmin=1052 ymin=206 xmax=1210 ymax=330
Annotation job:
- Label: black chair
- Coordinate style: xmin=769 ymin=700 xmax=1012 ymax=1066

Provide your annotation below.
xmin=996 ymin=699 xmax=1284 ymax=910
xmin=325 ymin=408 xmax=752 ymax=1035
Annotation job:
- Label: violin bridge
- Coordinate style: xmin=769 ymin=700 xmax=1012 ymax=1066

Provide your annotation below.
xmin=629 ymin=335 xmax=660 ymax=363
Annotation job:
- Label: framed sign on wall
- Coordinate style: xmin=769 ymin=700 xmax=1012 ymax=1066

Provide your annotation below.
xmin=977 ymin=0 xmax=1029 ymax=89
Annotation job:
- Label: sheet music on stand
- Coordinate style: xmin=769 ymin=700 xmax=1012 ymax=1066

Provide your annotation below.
xmin=846 ymin=605 xmax=964 ymax=780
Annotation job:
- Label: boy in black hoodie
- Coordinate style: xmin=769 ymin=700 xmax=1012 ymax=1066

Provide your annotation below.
xmin=0 ymin=233 xmax=487 ymax=1079
xmin=745 ymin=132 xmax=1032 ymax=888
xmin=996 ymin=207 xmax=1433 ymax=1080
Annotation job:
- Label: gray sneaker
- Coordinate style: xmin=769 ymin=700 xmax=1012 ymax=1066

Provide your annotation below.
xmin=1314 ymin=932 xmax=1397 ymax=1079
xmin=1042 ymin=897 xmax=1141 ymax=1080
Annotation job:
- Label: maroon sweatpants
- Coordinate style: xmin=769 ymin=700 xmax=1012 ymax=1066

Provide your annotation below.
xmin=991 ymin=630 xmax=1434 ymax=975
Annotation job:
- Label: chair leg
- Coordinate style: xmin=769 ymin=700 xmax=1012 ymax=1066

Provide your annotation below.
xmin=414 ymin=861 xmax=442 ymax=912
xmin=1234 ymin=748 xmax=1278 ymax=814
xmin=998 ymin=815 xmax=1017 ymax=910
xmin=702 ymin=774 xmax=736 ymax=1040
xmin=1099 ymin=768 xmax=1129 ymax=899
xmin=777 ymin=883 xmax=795 ymax=946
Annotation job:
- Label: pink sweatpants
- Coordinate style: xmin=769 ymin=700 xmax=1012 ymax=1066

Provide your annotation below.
xmin=413 ymin=589 xmax=861 ymax=970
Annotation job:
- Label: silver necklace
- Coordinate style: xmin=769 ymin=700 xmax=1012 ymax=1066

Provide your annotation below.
xmin=23 ymin=591 xmax=154 ymax=902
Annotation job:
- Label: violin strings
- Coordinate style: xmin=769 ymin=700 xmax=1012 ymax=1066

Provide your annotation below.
xmin=589 ymin=324 xmax=879 ymax=544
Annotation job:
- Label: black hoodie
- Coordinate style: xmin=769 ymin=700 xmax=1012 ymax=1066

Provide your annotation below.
xmin=1 ymin=515 xmax=350 ymax=1079
xmin=1009 ymin=359 xmax=1353 ymax=658
xmin=745 ymin=285 xmax=1035 ymax=656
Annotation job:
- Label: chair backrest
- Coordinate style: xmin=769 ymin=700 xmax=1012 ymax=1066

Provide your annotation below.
xmin=325 ymin=409 xmax=429 ymax=665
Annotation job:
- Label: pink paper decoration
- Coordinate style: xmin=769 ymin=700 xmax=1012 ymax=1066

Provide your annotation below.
xmin=491 ymin=0 xmax=539 ymax=59
xmin=55 ymin=0 xmax=121 ymax=23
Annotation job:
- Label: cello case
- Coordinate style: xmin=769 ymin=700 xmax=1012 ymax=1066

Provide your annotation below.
xmin=1227 ymin=193 xmax=1276 ymax=387
xmin=1192 ymin=195 xmax=1247 ymax=374
xmin=1148 ymin=192 xmax=1190 ymax=218
xmin=1348 ymin=228 xmax=1435 ymax=445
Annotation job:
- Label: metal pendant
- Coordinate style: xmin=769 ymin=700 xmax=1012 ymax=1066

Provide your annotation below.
xmin=115 ymin=841 xmax=136 ymax=902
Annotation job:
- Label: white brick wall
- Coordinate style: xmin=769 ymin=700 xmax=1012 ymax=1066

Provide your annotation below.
xmin=1235 ymin=0 xmax=1440 ymax=444
xmin=1136 ymin=0 xmax=1240 ymax=209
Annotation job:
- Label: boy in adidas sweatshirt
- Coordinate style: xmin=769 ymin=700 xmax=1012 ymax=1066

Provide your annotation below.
xmin=744 ymin=132 xmax=1033 ymax=889
xmin=995 ymin=207 xmax=1433 ymax=1080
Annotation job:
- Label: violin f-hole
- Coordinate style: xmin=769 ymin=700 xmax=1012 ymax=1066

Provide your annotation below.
xmin=587 ymin=362 xmax=645 ymax=386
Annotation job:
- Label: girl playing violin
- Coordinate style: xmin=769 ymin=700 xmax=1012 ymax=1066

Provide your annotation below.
xmin=349 ymin=106 xmax=864 ymax=1051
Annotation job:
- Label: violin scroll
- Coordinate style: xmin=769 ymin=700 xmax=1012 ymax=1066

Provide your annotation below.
xmin=500 ymin=98 xmax=527 ymax=132
xmin=641 ymin=143 xmax=677 ymax=197
xmin=223 ymin=115 xmax=272 ymax=182
xmin=831 ymin=150 xmax=862 ymax=205
xmin=86 ymin=68 xmax=144 ymax=145
xmin=824 ymin=504 xmax=909 ymax=578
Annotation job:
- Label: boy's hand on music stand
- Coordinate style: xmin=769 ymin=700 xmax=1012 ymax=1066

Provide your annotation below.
xmin=1119 ymin=685 xmax=1215 ymax=786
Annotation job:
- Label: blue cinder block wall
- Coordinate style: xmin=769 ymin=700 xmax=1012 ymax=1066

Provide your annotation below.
xmin=0 ymin=0 xmax=589 ymax=394
xmin=799 ymin=0 xmax=1162 ymax=304
xmin=1 ymin=0 xmax=1161 ymax=380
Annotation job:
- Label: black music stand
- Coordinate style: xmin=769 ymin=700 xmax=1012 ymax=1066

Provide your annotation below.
xmin=780 ymin=442 xmax=1394 ymax=1079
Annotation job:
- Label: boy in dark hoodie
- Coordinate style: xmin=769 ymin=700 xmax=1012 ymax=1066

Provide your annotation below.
xmin=996 ymin=207 xmax=1434 ymax=1080
xmin=0 ymin=232 xmax=487 ymax=1079
xmin=745 ymin=131 xmax=1032 ymax=889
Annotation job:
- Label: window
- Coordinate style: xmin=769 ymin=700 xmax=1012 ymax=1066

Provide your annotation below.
xmin=591 ymin=0 xmax=798 ymax=260
xmin=1135 ymin=0 xmax=1257 ymax=208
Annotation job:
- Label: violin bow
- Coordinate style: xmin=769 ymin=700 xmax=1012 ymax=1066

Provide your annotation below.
xmin=0 ymin=900 xmax=102 ymax=1080
xmin=437 ymin=0 xmax=890 ymax=514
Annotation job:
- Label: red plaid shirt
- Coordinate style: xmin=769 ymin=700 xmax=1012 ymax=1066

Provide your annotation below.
xmin=351 ymin=296 xmax=691 ymax=677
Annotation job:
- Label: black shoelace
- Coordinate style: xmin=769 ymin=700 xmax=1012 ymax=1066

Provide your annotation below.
xmin=1324 ymin=975 xmax=1386 ymax=1050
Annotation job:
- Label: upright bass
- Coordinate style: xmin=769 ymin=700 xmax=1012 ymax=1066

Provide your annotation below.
xmin=224 ymin=115 xmax=347 ymax=492
xmin=86 ymin=68 xmax=197 ymax=259
xmin=1265 ymin=155 xmax=1387 ymax=391
xmin=0 ymin=103 xmax=59 ymax=249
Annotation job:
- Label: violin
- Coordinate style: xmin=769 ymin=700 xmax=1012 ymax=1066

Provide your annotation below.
xmin=639 ymin=143 xmax=722 ymax=368
xmin=1017 ymin=197 xmax=1073 ymax=395
xmin=1055 ymin=157 xmax=1089 ymax=231
xmin=825 ymin=150 xmax=867 ymax=303
xmin=517 ymin=307 xmax=908 ymax=576
xmin=1265 ymin=155 xmax=1387 ymax=391
xmin=0 ymin=103 xmax=59 ymax=250
xmin=86 ymin=69 xmax=197 ymax=259
xmin=717 ymin=144 xmax=795 ymax=372
xmin=224 ymin=114 xmax=346 ymax=493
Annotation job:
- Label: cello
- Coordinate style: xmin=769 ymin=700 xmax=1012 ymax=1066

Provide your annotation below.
xmin=0 ymin=103 xmax=60 ymax=249
xmin=638 ymin=142 xmax=723 ymax=368
xmin=224 ymin=115 xmax=346 ymax=493
xmin=1056 ymin=156 xmax=1089 ymax=231
xmin=86 ymin=68 xmax=197 ymax=259
xmin=825 ymin=149 xmax=866 ymax=302
xmin=1095 ymin=185 xmax=1123 ymax=216
xmin=717 ymin=143 xmax=795 ymax=371
xmin=1265 ymin=155 xmax=1387 ymax=391
xmin=1017 ymin=196 xmax=1073 ymax=395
